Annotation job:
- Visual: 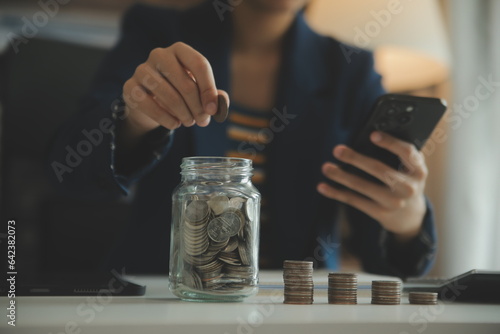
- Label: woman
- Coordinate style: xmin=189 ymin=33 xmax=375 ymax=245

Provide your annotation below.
xmin=50 ymin=0 xmax=436 ymax=276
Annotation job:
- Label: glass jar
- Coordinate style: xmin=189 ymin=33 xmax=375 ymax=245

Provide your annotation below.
xmin=169 ymin=157 xmax=260 ymax=302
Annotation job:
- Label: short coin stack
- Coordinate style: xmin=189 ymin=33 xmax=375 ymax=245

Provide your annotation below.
xmin=328 ymin=273 xmax=358 ymax=304
xmin=371 ymin=280 xmax=402 ymax=305
xmin=283 ymin=260 xmax=314 ymax=305
xmin=409 ymin=292 xmax=438 ymax=305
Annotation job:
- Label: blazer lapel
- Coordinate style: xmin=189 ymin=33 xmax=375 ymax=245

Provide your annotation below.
xmin=268 ymin=12 xmax=339 ymax=262
xmin=274 ymin=12 xmax=333 ymax=137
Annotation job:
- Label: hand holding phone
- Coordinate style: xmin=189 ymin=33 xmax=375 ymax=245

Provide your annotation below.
xmin=317 ymin=94 xmax=447 ymax=239
xmin=342 ymin=94 xmax=447 ymax=184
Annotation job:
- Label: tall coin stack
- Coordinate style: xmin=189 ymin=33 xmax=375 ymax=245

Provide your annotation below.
xmin=283 ymin=260 xmax=314 ymax=305
xmin=328 ymin=273 xmax=358 ymax=304
xmin=371 ymin=280 xmax=402 ymax=305
xmin=409 ymin=292 xmax=438 ymax=305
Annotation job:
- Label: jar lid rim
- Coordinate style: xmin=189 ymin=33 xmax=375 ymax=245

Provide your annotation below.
xmin=182 ymin=156 xmax=251 ymax=162
xmin=180 ymin=156 xmax=253 ymax=173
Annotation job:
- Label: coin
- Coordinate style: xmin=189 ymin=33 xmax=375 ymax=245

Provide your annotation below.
xmin=183 ymin=253 xmax=215 ymax=266
xmin=238 ymin=237 xmax=250 ymax=266
xmin=207 ymin=195 xmax=230 ymax=215
xmin=224 ymin=264 xmax=255 ymax=277
xmin=213 ymin=95 xmax=228 ymax=123
xmin=328 ymin=273 xmax=358 ymax=304
xmin=219 ymin=250 xmax=242 ymax=266
xmin=409 ymin=292 xmax=438 ymax=305
xmin=371 ymin=280 xmax=401 ymax=305
xmin=284 ymin=301 xmax=314 ymax=305
xmin=182 ymin=270 xmax=203 ymax=290
xmin=223 ymin=237 xmax=239 ymax=253
xmin=283 ymin=260 xmax=314 ymax=269
xmin=219 ymin=211 xmax=244 ymax=236
xmin=228 ymin=197 xmax=246 ymax=209
xmin=179 ymin=192 xmax=257 ymax=293
xmin=283 ymin=260 xmax=314 ymax=305
xmin=185 ymin=200 xmax=209 ymax=222
xmin=207 ymin=217 xmax=233 ymax=242
xmin=183 ymin=212 xmax=210 ymax=257
xmin=245 ymin=198 xmax=256 ymax=222
xmin=284 ymin=298 xmax=314 ymax=305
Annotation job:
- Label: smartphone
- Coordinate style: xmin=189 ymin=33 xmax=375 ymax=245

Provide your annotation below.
xmin=0 ymin=272 xmax=146 ymax=296
xmin=340 ymin=94 xmax=447 ymax=185
xmin=404 ymin=269 xmax=500 ymax=303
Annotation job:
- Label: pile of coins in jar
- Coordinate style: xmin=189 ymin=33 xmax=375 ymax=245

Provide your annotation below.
xmin=180 ymin=195 xmax=257 ymax=292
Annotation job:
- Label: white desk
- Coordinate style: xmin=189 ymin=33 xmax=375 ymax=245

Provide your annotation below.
xmin=1 ymin=271 xmax=499 ymax=334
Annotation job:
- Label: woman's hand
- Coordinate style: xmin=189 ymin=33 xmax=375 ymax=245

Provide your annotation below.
xmin=121 ymin=42 xmax=229 ymax=140
xmin=317 ymin=131 xmax=428 ymax=242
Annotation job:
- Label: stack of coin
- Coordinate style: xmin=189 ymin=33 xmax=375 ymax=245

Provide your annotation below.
xmin=180 ymin=194 xmax=258 ymax=292
xmin=409 ymin=292 xmax=438 ymax=305
xmin=371 ymin=280 xmax=402 ymax=305
xmin=182 ymin=269 xmax=203 ymax=290
xmin=183 ymin=200 xmax=210 ymax=259
xmin=225 ymin=265 xmax=255 ymax=283
xmin=328 ymin=273 xmax=358 ymax=304
xmin=196 ymin=259 xmax=224 ymax=289
xmin=283 ymin=260 xmax=314 ymax=305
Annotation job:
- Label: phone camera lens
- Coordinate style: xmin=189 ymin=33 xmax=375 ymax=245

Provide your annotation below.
xmin=397 ymin=114 xmax=412 ymax=125
xmin=376 ymin=119 xmax=390 ymax=130
xmin=386 ymin=107 xmax=397 ymax=116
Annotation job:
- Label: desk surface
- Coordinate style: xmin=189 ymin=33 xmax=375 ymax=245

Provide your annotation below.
xmin=1 ymin=270 xmax=499 ymax=334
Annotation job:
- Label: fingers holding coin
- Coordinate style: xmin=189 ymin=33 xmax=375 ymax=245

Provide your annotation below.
xmin=214 ymin=92 xmax=230 ymax=123
xmin=123 ymin=42 xmax=230 ymax=133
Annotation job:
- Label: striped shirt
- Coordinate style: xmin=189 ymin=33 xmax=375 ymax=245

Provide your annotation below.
xmin=224 ymin=103 xmax=273 ymax=268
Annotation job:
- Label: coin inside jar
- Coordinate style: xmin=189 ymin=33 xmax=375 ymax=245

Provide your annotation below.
xmin=219 ymin=211 xmax=244 ymax=234
xmin=207 ymin=195 xmax=230 ymax=215
xmin=170 ymin=157 xmax=259 ymax=301
xmin=185 ymin=200 xmax=209 ymax=222
xmin=228 ymin=197 xmax=245 ymax=209
xmin=207 ymin=217 xmax=237 ymax=242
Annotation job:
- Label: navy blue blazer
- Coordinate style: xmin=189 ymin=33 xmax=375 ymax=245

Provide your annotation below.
xmin=49 ymin=1 xmax=437 ymax=277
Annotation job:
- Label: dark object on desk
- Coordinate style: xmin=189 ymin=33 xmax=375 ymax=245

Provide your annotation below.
xmin=404 ymin=269 xmax=500 ymax=303
xmin=1 ymin=271 xmax=146 ymax=296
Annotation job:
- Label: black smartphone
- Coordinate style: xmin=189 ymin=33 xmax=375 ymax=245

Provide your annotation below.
xmin=404 ymin=269 xmax=500 ymax=303
xmin=0 ymin=271 xmax=146 ymax=296
xmin=340 ymin=94 xmax=447 ymax=185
